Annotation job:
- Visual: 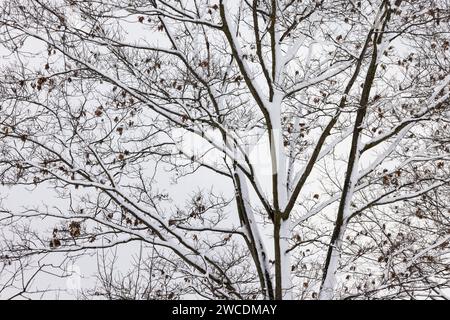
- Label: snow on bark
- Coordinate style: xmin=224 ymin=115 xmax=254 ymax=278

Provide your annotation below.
xmin=235 ymin=167 xmax=274 ymax=299
xmin=279 ymin=216 xmax=293 ymax=299
xmin=268 ymin=91 xmax=293 ymax=299
xmin=318 ymin=148 xmax=360 ymax=300
xmin=268 ymin=92 xmax=287 ymax=206
xmin=318 ymin=223 xmax=346 ymax=300
xmin=318 ymin=1 xmax=395 ymax=298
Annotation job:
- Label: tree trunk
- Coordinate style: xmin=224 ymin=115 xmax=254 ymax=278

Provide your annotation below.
xmin=274 ymin=214 xmax=292 ymax=299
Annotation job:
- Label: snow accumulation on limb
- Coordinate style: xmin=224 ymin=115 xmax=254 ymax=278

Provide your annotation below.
xmin=20 ymin=24 xmax=259 ymax=180
xmin=319 ymin=1 xmax=393 ymax=299
xmin=361 ymin=81 xmax=450 ymax=153
xmin=285 ymin=112 xmax=343 ymax=214
xmin=235 ymin=167 xmax=274 ymax=299
xmin=284 ymin=60 xmax=354 ymax=98
xmin=23 ymin=155 xmax=242 ymax=298
xmin=219 ymin=1 xmax=270 ymax=112
xmin=127 ymin=7 xmax=223 ymax=29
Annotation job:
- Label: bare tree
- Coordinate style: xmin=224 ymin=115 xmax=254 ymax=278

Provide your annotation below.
xmin=0 ymin=0 xmax=449 ymax=300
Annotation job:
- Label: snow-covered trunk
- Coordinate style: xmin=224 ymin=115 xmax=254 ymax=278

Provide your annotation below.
xmin=269 ymin=93 xmax=292 ymax=300
xmin=319 ymin=15 xmax=385 ymax=297
xmin=319 ymin=133 xmax=360 ymax=300
xmin=318 ymin=154 xmax=359 ymax=299
xmin=279 ymin=217 xmax=292 ymax=300
xmin=234 ymin=167 xmax=274 ymax=299
xmin=274 ymin=214 xmax=292 ymax=300
xmin=318 ymin=222 xmax=347 ymax=300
